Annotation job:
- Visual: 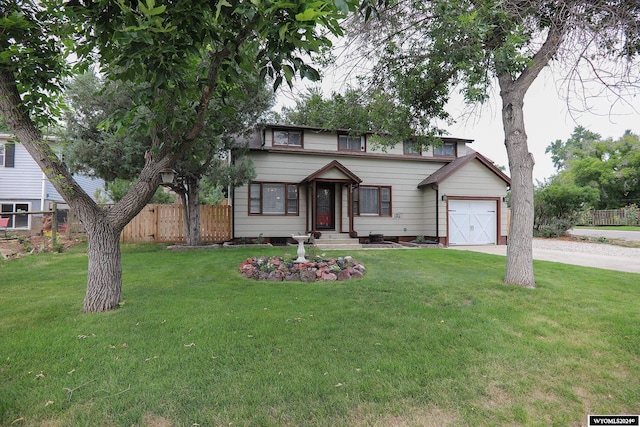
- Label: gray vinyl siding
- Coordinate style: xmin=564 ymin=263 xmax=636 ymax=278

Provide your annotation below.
xmin=0 ymin=135 xmax=106 ymax=212
xmin=368 ymin=142 xmax=403 ymax=156
xmin=44 ymin=174 xmax=105 ymax=203
xmin=235 ymin=150 xmax=446 ymax=238
xmin=234 ymin=151 xmax=309 ymax=237
xmin=0 ymin=139 xmax=43 ymax=200
xmin=302 ymin=131 xmax=339 ymax=151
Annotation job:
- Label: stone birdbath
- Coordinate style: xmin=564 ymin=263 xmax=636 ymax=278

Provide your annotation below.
xmin=291 ymin=234 xmax=311 ymax=263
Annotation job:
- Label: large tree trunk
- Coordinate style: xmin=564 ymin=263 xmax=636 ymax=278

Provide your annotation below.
xmin=83 ymin=216 xmax=123 ymax=312
xmin=3 ymin=67 xmax=172 ymax=312
xmin=500 ymin=81 xmax=536 ymax=288
xmin=493 ymin=19 xmax=567 ymax=289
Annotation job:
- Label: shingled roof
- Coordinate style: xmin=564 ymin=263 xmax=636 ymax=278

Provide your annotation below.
xmin=417 ymin=151 xmax=511 ymax=188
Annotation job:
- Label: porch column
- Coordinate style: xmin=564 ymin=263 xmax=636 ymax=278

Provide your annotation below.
xmin=311 ymin=181 xmax=317 ymax=234
xmin=348 ymin=183 xmax=354 ymax=234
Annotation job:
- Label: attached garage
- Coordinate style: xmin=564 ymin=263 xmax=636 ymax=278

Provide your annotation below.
xmin=448 ymin=199 xmax=497 ymax=245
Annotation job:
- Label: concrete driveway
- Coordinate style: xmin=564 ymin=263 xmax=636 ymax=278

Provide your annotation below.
xmin=568 ymin=228 xmax=640 ymax=242
xmin=448 ymin=238 xmax=640 ymax=274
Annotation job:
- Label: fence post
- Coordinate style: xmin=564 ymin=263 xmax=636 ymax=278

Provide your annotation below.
xmin=51 ymin=202 xmax=57 ymax=247
xmin=154 ymin=205 xmax=159 ymax=243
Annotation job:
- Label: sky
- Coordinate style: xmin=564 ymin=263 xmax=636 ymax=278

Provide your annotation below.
xmin=275 ymin=65 xmax=639 ymax=183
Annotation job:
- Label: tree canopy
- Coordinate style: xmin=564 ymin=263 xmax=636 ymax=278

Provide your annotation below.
xmin=0 ymin=0 xmax=377 ymax=312
xmin=546 ymin=127 xmax=640 ymax=209
xmin=339 ymin=0 xmax=640 ymax=287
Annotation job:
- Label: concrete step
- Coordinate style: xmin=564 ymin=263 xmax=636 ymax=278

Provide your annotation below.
xmin=317 ymin=233 xmax=354 ymax=240
xmin=314 ymin=233 xmax=362 ymax=250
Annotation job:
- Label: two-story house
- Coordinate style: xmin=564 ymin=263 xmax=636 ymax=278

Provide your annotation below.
xmin=0 ymin=134 xmax=105 ymax=232
xmin=232 ymin=124 xmax=511 ymax=246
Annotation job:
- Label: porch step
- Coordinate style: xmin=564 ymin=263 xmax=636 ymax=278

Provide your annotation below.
xmin=314 ymin=233 xmax=362 ymax=250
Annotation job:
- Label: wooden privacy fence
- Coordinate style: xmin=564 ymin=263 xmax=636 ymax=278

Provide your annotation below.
xmin=121 ymin=204 xmax=231 ymax=243
xmin=579 ymin=208 xmax=640 ymax=226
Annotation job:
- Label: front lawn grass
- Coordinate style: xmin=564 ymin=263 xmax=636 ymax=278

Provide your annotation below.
xmin=1 ymin=244 xmax=639 ymax=426
xmin=575 ymin=225 xmax=640 ymax=232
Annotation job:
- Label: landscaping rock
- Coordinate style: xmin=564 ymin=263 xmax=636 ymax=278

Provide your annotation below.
xmin=239 ymin=256 xmax=366 ymax=282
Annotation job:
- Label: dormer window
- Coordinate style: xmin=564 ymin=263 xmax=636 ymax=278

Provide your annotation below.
xmin=338 ymin=133 xmax=365 ymax=152
xmin=403 ymin=141 xmax=422 ymax=156
xmin=434 ymin=141 xmax=456 ymax=156
xmin=273 ymin=129 xmax=303 ymax=147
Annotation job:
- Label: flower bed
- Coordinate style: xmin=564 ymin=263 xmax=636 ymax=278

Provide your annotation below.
xmin=239 ymin=256 xmax=366 ymax=282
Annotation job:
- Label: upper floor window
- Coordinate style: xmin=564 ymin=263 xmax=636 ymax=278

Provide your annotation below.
xmin=273 ymin=129 xmax=303 ymax=147
xmin=352 ymin=186 xmax=391 ymax=216
xmin=433 ymin=141 xmax=456 ymax=156
xmin=249 ymin=182 xmax=299 ymax=215
xmin=0 ymin=142 xmax=15 ymax=167
xmin=403 ymin=141 xmax=422 ymax=156
xmin=338 ymin=134 xmax=365 ymax=152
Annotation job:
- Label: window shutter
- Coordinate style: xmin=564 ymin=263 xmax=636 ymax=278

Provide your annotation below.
xmin=5 ymin=143 xmax=15 ymax=168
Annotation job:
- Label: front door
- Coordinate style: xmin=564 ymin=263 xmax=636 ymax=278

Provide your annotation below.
xmin=316 ymin=183 xmax=335 ymax=230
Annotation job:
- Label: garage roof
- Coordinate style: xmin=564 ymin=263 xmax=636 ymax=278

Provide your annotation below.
xmin=417 ymin=151 xmax=511 ymax=187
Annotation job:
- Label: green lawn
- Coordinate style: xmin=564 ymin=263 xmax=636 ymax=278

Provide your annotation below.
xmin=1 ymin=244 xmax=639 ymax=426
xmin=576 ymin=225 xmax=640 ymax=231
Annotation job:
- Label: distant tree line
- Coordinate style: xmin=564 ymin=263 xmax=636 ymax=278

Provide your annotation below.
xmin=534 ymin=127 xmax=640 ymax=236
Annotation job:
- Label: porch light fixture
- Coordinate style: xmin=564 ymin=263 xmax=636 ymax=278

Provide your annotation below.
xmin=159 ymin=169 xmax=176 ymax=186
xmin=502 ymin=196 xmax=508 ymax=202
xmin=441 ymin=194 xmax=447 ymax=202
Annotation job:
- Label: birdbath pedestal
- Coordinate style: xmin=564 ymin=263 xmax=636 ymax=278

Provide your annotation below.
xmin=291 ymin=234 xmax=311 ymax=263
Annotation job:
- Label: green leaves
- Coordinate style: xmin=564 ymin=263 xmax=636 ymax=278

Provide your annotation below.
xmin=545 ymin=128 xmax=640 ymax=209
xmin=215 ymin=0 xmax=232 ymax=20
xmin=137 ymin=0 xmax=166 ymax=16
xmin=0 ymin=1 xmax=71 ymax=128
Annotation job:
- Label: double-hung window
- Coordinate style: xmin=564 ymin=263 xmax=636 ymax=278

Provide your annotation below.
xmin=273 ymin=129 xmax=303 ymax=147
xmin=433 ymin=141 xmax=456 ymax=156
xmin=352 ymin=186 xmax=391 ymax=216
xmin=249 ymin=182 xmax=298 ymax=215
xmin=338 ymin=134 xmax=365 ymax=152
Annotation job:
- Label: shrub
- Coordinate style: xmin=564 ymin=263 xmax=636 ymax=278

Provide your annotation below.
xmin=534 ymin=217 xmax=574 ymax=238
xmin=534 ymin=177 xmax=599 ymax=237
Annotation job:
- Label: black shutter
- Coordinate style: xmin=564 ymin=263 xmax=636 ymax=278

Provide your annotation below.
xmin=4 ymin=142 xmax=15 ymax=168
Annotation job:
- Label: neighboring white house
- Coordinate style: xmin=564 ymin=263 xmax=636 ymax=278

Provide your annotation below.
xmin=0 ymin=134 xmax=105 ymax=232
xmin=232 ymin=124 xmax=511 ymax=246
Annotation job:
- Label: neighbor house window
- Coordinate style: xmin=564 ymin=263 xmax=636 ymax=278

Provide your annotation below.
xmin=273 ymin=129 xmax=303 ymax=147
xmin=352 ymin=186 xmax=391 ymax=216
xmin=249 ymin=182 xmax=298 ymax=215
xmin=433 ymin=141 xmax=456 ymax=156
xmin=403 ymin=141 xmax=421 ymax=156
xmin=338 ymin=134 xmax=365 ymax=152
xmin=1 ymin=202 xmax=30 ymax=229
xmin=0 ymin=142 xmax=15 ymax=167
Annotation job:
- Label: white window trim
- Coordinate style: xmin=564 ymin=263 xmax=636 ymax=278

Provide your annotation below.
xmin=1 ymin=202 xmax=31 ymax=229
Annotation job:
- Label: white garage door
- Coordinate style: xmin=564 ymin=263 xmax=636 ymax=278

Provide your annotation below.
xmin=448 ymin=200 xmax=497 ymax=245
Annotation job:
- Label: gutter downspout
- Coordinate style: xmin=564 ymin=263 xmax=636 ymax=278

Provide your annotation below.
xmin=41 ymin=172 xmax=47 ymax=211
xmin=434 ymin=186 xmax=439 ymax=242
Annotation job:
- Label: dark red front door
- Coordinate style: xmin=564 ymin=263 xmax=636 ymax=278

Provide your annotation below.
xmin=316 ymin=183 xmax=335 ymax=230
